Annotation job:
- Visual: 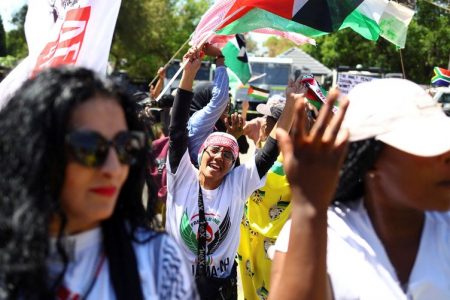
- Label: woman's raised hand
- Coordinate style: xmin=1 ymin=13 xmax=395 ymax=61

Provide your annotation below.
xmin=225 ymin=112 xmax=245 ymax=139
xmin=183 ymin=47 xmax=203 ymax=73
xmin=180 ymin=47 xmax=203 ymax=91
xmin=276 ymin=89 xmax=350 ymax=211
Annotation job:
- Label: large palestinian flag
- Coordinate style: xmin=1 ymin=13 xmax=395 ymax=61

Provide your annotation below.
xmin=221 ymin=0 xmax=365 ymax=33
xmin=216 ymin=0 xmax=414 ymax=47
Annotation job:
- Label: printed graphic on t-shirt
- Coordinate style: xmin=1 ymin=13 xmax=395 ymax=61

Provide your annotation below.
xmin=180 ymin=208 xmax=233 ymax=277
xmin=269 ymin=199 xmax=290 ymax=220
xmin=251 ymin=189 xmax=265 ymax=205
xmin=180 ymin=208 xmax=231 ymax=255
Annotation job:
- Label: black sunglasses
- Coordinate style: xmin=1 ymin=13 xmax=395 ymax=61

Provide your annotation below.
xmin=65 ymin=130 xmax=145 ymax=167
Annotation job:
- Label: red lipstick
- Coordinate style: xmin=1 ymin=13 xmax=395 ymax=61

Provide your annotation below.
xmin=90 ymin=186 xmax=117 ymax=197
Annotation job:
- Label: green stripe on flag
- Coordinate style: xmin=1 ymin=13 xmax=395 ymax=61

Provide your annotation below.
xmin=378 ymin=2 xmax=415 ymax=48
xmin=218 ymin=7 xmax=381 ymax=41
xmin=222 ymin=41 xmax=251 ymax=84
xmin=217 ymin=8 xmax=327 ymax=38
xmin=340 ymin=9 xmax=380 ymax=41
xmin=248 ymin=86 xmax=270 ymax=101
xmin=249 ymin=92 xmax=269 ymax=101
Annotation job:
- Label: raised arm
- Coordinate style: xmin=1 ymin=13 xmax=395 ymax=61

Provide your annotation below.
xmin=187 ymin=45 xmax=229 ymax=162
xmin=268 ymin=90 xmax=349 ymax=300
xmin=149 ymin=67 xmax=166 ymax=100
xmin=168 ymin=49 xmax=202 ymax=173
xmin=254 ymin=79 xmax=302 ymax=178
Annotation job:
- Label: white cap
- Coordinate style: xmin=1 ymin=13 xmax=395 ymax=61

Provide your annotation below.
xmin=256 ymin=94 xmax=286 ymax=119
xmin=343 ymin=78 xmax=450 ymax=157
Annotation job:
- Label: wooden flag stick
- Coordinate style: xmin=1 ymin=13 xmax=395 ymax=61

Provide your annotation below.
xmin=399 ymin=48 xmax=406 ymax=79
xmin=155 ymin=5 xmax=247 ymax=101
xmin=148 ymin=36 xmax=192 ymax=88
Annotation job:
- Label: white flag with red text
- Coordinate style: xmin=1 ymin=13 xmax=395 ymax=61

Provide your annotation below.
xmin=0 ymin=0 xmax=121 ymax=109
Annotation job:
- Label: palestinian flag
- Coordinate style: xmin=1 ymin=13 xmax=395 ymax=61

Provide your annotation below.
xmin=216 ymin=0 xmax=414 ymax=46
xmin=190 ymin=0 xmax=315 ymax=47
xmin=248 ymin=85 xmax=270 ymax=101
xmin=221 ymin=34 xmax=252 ymax=84
xmin=431 ymin=67 xmax=450 ymax=87
xmin=300 ymin=74 xmax=340 ymax=113
xmin=379 ymin=1 xmax=415 ymax=48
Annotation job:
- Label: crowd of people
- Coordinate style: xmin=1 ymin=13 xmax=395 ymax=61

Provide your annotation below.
xmin=0 ymin=42 xmax=449 ymax=300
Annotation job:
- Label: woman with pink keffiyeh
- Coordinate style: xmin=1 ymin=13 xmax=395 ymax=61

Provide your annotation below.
xmin=164 ymin=48 xmax=298 ymax=300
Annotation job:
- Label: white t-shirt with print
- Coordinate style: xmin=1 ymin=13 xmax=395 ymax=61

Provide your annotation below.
xmin=166 ymin=150 xmax=266 ymax=278
xmin=273 ymin=202 xmax=450 ymax=300
xmin=47 ymin=227 xmax=198 ymax=300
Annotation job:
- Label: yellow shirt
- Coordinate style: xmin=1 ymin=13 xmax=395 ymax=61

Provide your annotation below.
xmin=238 ymin=156 xmax=291 ymax=300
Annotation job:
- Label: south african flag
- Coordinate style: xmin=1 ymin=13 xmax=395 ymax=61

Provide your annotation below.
xmin=431 ymin=67 xmax=450 ymax=87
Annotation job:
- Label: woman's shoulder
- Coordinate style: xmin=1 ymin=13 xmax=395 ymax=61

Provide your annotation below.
xmin=425 ymin=211 xmax=450 ymax=244
xmin=426 ymin=210 xmax=450 ymax=224
xmin=132 ymin=229 xmax=176 ymax=252
xmin=328 ymin=201 xmax=365 ymax=224
xmin=131 ymin=228 xmax=188 ymax=265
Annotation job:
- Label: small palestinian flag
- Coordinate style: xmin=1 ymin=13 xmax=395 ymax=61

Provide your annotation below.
xmin=431 ymin=67 xmax=450 ymax=87
xmin=248 ymin=85 xmax=270 ymax=101
xmin=222 ymin=34 xmax=252 ymax=84
xmin=300 ymin=74 xmax=338 ymax=113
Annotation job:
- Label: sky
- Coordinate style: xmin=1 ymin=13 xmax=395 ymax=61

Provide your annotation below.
xmin=0 ymin=0 xmax=27 ymax=31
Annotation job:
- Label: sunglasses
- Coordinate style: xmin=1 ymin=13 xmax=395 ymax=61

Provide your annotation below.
xmin=65 ymin=130 xmax=145 ymax=167
xmin=205 ymin=146 xmax=235 ymax=162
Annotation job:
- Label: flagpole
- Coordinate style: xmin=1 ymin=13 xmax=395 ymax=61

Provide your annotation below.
xmin=148 ymin=35 xmax=192 ymax=88
xmin=399 ymin=48 xmax=406 ymax=79
xmin=155 ymin=5 xmax=248 ymax=101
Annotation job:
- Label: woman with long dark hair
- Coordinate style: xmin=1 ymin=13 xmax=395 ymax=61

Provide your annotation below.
xmin=0 ymin=66 xmax=197 ymax=299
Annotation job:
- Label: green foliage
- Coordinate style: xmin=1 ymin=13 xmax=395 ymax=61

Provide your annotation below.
xmin=0 ymin=55 xmax=21 ymax=68
xmin=111 ymin=0 xmax=212 ymax=79
xmin=0 ymin=15 xmax=7 ymax=56
xmin=245 ymin=34 xmax=258 ymax=54
xmin=5 ymin=5 xmax=28 ymax=59
xmin=299 ymin=0 xmax=450 ymax=84
xmin=263 ymin=36 xmax=296 ymax=57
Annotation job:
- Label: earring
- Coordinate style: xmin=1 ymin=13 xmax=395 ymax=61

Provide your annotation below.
xmin=367 ymin=171 xmax=376 ymax=179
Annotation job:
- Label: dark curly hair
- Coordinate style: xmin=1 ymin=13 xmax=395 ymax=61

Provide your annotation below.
xmin=0 ymin=66 xmax=156 ymax=299
xmin=333 ymin=139 xmax=384 ymax=205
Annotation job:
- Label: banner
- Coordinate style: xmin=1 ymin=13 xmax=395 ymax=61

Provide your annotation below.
xmin=0 ymin=0 xmax=122 ymax=110
xmin=337 ymin=73 xmax=377 ymax=95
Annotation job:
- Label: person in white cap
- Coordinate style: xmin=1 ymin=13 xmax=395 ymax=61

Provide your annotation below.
xmin=269 ymin=79 xmax=450 ymax=300
xmin=165 ymin=48 xmax=300 ymax=300
xmin=246 ymin=94 xmax=286 ymax=148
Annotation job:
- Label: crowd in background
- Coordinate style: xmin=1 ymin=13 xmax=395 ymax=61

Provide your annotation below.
xmin=0 ymin=42 xmax=449 ymax=300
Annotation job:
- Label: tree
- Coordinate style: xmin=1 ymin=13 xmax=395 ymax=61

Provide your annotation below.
xmin=5 ymin=5 xmax=28 ymax=58
xmin=299 ymin=0 xmax=450 ymax=83
xmin=244 ymin=34 xmax=258 ymax=54
xmin=0 ymin=15 xmax=7 ymax=56
xmin=263 ymin=36 xmax=296 ymax=57
xmin=111 ymin=0 xmax=212 ymax=79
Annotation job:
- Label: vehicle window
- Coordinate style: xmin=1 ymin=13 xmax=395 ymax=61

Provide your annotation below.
xmin=250 ymin=63 xmax=290 ymax=85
